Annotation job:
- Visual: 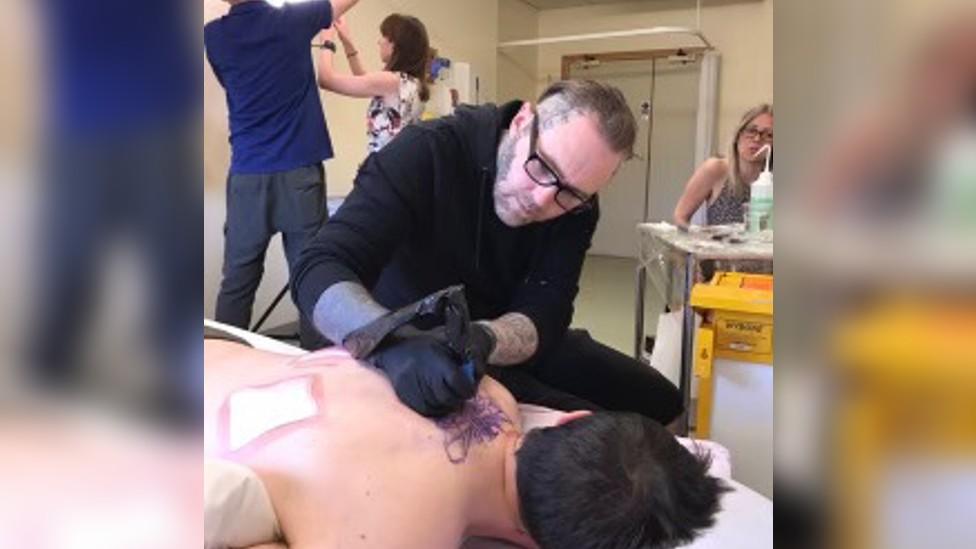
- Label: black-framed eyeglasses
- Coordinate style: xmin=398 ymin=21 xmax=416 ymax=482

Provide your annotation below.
xmin=740 ymin=125 xmax=773 ymax=143
xmin=524 ymin=113 xmax=594 ymax=213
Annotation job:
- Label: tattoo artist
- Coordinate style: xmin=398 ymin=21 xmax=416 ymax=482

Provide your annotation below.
xmin=291 ymin=80 xmax=682 ymax=425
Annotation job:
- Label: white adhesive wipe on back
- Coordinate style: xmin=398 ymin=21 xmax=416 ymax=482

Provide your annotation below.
xmin=228 ymin=377 xmax=318 ymax=451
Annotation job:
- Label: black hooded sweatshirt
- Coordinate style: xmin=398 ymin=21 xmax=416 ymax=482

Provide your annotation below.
xmin=292 ymin=101 xmax=599 ymax=361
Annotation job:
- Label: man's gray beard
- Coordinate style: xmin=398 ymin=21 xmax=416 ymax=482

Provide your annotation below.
xmin=493 ymin=129 xmax=521 ymax=226
xmin=495 ymin=129 xmax=518 ymax=186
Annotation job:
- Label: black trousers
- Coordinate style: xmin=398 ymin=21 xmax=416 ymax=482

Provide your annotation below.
xmin=490 ymin=329 xmax=683 ymax=425
xmin=215 ymin=164 xmax=326 ymax=345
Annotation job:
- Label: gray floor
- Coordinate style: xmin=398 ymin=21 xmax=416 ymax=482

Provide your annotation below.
xmin=571 ymin=254 xmax=665 ymax=357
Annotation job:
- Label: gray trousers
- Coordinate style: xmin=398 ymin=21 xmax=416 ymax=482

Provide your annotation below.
xmin=215 ymin=164 xmax=327 ymax=345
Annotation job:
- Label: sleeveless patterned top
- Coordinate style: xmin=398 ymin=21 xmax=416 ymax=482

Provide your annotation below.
xmin=704 ymin=176 xmax=771 ymax=275
xmin=706 ymin=178 xmax=749 ymax=225
xmin=366 ymin=72 xmax=425 ymax=153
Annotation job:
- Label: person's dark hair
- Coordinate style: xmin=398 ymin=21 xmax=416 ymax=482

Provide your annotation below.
xmin=380 ymin=13 xmax=431 ymax=102
xmin=516 ymin=412 xmax=728 ymax=549
xmin=536 ymin=80 xmax=637 ymax=158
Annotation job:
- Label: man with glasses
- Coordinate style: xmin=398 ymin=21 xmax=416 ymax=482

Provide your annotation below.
xmin=292 ymin=80 xmax=682 ymax=424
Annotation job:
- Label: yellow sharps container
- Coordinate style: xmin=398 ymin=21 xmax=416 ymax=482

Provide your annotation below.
xmin=690 ymin=272 xmax=773 ymax=497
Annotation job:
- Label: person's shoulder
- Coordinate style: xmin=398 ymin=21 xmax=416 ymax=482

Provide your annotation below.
xmin=203 ymin=19 xmax=226 ymax=59
xmin=478 ymin=376 xmax=507 ymax=398
xmin=364 ymin=122 xmax=443 ymax=181
xmin=702 ymin=156 xmax=729 ymax=175
xmin=400 ymin=114 xmax=463 ymax=149
xmin=377 ymin=70 xmax=404 ymax=89
xmin=203 ymin=16 xmax=223 ymax=41
xmin=376 ymin=120 xmax=432 ymax=152
xmin=280 ymin=0 xmax=331 ymax=22
xmin=687 ymin=157 xmax=729 ymax=192
xmin=478 ymin=376 xmax=522 ymax=431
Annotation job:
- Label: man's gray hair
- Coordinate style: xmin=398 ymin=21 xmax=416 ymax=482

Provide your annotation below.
xmin=536 ymin=80 xmax=637 ymax=158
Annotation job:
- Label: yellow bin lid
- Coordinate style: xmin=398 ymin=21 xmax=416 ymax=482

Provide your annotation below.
xmin=690 ymin=272 xmax=774 ymax=315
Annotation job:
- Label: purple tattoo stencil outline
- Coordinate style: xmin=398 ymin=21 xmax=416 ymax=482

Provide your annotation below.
xmin=435 ymin=395 xmax=512 ymax=464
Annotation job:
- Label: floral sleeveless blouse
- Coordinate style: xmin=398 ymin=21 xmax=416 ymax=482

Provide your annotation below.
xmin=366 ymin=72 xmax=424 ymax=153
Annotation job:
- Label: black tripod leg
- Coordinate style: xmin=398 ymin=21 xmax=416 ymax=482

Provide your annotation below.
xmin=251 ymin=283 xmax=289 ymax=333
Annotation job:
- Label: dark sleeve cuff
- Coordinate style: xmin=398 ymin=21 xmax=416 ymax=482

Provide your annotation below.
xmin=291 ymin=257 xmax=350 ymax=322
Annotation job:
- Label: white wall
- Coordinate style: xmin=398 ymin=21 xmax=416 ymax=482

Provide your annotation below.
xmin=533 ymin=0 xmax=773 ymax=154
xmin=497 ymin=0 xmax=539 ymax=103
xmin=578 ymin=59 xmax=702 ymax=257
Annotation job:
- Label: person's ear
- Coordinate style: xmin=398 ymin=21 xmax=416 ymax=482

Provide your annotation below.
xmin=508 ymin=101 xmax=535 ymax=135
xmin=554 ymin=410 xmax=592 ymax=427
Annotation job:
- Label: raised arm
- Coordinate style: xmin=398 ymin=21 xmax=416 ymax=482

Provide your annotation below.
xmin=334 ymin=16 xmax=366 ymax=76
xmin=329 ymin=0 xmax=360 ymax=19
xmin=673 ymin=157 xmax=728 ymax=227
xmin=317 ymin=27 xmax=398 ymax=98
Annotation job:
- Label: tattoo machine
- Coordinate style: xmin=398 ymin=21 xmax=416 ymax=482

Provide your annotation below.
xmin=342 ymin=285 xmax=481 ymax=383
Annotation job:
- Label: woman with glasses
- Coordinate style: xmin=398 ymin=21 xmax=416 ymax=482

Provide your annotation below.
xmin=674 ymin=104 xmax=773 ymax=226
xmin=316 ymin=14 xmax=430 ymax=154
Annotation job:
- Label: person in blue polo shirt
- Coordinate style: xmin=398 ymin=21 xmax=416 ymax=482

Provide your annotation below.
xmin=205 ymin=0 xmax=359 ymax=347
xmin=29 ymin=1 xmax=200 ymax=425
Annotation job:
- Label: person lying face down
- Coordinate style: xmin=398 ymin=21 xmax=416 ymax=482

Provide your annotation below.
xmin=204 ymin=338 xmax=726 ymax=549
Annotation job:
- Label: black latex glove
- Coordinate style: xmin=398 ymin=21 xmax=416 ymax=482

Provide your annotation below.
xmin=366 ymin=326 xmax=479 ymax=417
xmin=425 ymin=321 xmax=494 ymax=387
xmin=463 ymin=321 xmax=496 ymax=382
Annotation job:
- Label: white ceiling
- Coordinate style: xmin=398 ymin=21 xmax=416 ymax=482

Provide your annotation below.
xmin=518 ymin=0 xmax=760 ymax=9
xmin=519 ymin=0 xmax=670 ymax=9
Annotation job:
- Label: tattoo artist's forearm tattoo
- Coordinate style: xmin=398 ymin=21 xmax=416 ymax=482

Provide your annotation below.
xmin=435 ymin=395 xmax=512 ymax=464
xmin=484 ymin=313 xmax=538 ymax=366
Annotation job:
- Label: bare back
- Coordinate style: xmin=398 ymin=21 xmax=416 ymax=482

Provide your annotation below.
xmin=204 ymin=340 xmax=521 ymax=549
